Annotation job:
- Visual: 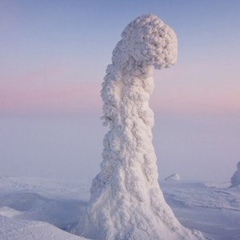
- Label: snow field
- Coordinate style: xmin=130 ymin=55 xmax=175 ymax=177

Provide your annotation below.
xmin=1 ymin=176 xmax=240 ymax=239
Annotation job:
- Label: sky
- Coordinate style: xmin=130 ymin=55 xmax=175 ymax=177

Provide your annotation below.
xmin=0 ymin=0 xmax=240 ymax=182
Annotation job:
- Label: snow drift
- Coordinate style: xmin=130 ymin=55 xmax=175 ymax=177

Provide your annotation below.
xmin=77 ymin=14 xmax=205 ymax=240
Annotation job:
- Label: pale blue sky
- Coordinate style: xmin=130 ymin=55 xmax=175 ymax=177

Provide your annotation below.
xmin=0 ymin=0 xmax=240 ymax=182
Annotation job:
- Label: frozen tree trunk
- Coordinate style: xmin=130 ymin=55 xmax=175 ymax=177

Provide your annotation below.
xmin=78 ymin=14 xmax=205 ymax=240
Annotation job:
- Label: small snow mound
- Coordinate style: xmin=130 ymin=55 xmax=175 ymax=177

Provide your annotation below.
xmin=0 ymin=215 xmax=87 ymax=240
xmin=231 ymin=161 xmax=240 ymax=187
xmin=165 ymin=173 xmax=181 ymax=181
xmin=0 ymin=206 xmax=21 ymax=218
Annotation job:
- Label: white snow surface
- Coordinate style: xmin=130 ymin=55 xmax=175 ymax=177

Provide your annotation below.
xmin=76 ymin=14 xmax=205 ymax=240
xmin=0 ymin=216 xmax=85 ymax=240
xmin=0 ymin=176 xmax=240 ymax=240
xmin=0 ymin=176 xmax=89 ymax=240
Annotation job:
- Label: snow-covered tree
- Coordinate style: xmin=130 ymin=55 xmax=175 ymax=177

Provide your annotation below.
xmin=231 ymin=161 xmax=240 ymax=187
xmin=78 ymin=14 xmax=205 ymax=240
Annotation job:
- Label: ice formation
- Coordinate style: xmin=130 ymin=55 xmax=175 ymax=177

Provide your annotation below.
xmin=231 ymin=161 xmax=240 ymax=187
xmin=78 ymin=14 xmax=205 ymax=240
xmin=165 ymin=173 xmax=181 ymax=181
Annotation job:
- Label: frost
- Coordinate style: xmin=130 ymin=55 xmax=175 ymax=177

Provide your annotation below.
xmin=77 ymin=14 xmax=205 ymax=240
xmin=231 ymin=161 xmax=240 ymax=187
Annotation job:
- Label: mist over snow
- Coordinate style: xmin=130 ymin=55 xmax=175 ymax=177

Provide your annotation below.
xmin=0 ymin=113 xmax=239 ymax=183
xmin=1 ymin=0 xmax=240 ymax=184
xmin=0 ymin=115 xmax=103 ymax=183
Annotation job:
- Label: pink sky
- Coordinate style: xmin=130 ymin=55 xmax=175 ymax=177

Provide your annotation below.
xmin=1 ymin=60 xmax=239 ymax=116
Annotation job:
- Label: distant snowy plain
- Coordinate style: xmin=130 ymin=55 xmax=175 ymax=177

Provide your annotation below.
xmin=0 ymin=176 xmax=239 ymax=240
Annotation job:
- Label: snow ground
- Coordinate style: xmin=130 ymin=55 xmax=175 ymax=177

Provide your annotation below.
xmin=162 ymin=182 xmax=240 ymax=240
xmin=0 ymin=176 xmax=239 ymax=240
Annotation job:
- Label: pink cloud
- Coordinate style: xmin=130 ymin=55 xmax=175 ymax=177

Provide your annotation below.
xmin=0 ymin=64 xmax=103 ymax=115
xmin=151 ymin=61 xmax=240 ymax=115
xmin=2 ymin=79 xmax=239 ymax=116
xmin=1 ymin=66 xmax=73 ymax=87
xmin=0 ymin=83 xmax=102 ymax=115
xmin=151 ymin=80 xmax=240 ymax=115
xmin=1 ymin=60 xmax=239 ymax=116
